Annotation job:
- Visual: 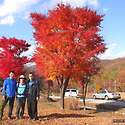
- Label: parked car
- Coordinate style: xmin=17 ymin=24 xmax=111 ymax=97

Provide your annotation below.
xmin=92 ymin=89 xmax=121 ymax=100
xmin=65 ymin=89 xmax=78 ymax=97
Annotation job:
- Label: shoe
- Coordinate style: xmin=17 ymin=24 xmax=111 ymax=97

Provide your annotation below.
xmin=29 ymin=117 xmax=33 ymax=120
xmin=34 ymin=117 xmax=39 ymax=121
xmin=20 ymin=116 xmax=23 ymax=119
xmin=15 ymin=117 xmax=19 ymax=120
xmin=8 ymin=116 xmax=11 ymax=120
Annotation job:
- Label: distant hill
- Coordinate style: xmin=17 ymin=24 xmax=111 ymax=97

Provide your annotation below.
xmin=99 ymin=57 xmax=125 ymax=71
xmin=91 ymin=57 xmax=125 ymax=91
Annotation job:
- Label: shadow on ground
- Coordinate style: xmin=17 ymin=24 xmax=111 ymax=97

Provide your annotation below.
xmin=38 ymin=113 xmax=94 ymax=120
xmin=94 ymin=100 xmax=125 ymax=113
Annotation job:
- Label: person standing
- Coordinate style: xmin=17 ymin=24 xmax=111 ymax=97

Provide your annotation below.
xmin=1 ymin=71 xmax=17 ymax=120
xmin=15 ymin=75 xmax=27 ymax=120
xmin=27 ymin=72 xmax=40 ymax=121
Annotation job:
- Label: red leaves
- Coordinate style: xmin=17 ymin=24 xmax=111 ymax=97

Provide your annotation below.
xmin=30 ymin=3 xmax=106 ymax=81
xmin=0 ymin=36 xmax=31 ymax=79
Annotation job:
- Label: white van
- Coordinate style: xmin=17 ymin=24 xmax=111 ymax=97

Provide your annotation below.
xmin=65 ymin=89 xmax=78 ymax=97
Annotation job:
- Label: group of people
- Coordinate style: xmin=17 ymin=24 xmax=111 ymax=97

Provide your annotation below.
xmin=0 ymin=71 xmax=40 ymax=121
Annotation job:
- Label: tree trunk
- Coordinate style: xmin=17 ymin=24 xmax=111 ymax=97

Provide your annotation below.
xmin=47 ymin=83 xmax=50 ymax=100
xmin=85 ymin=83 xmax=88 ymax=99
xmin=83 ymin=83 xmax=88 ymax=110
xmin=81 ymin=85 xmax=86 ymax=110
xmin=60 ymin=87 xmax=65 ymax=109
xmin=59 ymin=76 xmax=70 ymax=109
xmin=81 ymin=76 xmax=87 ymax=110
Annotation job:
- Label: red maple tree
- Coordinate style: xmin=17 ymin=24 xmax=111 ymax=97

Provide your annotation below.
xmin=30 ymin=3 xmax=106 ymax=109
xmin=0 ymin=36 xmax=31 ymax=79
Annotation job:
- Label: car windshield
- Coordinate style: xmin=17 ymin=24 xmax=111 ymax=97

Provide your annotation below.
xmin=66 ymin=90 xmax=70 ymax=92
xmin=97 ymin=92 xmax=101 ymax=94
xmin=71 ymin=90 xmax=76 ymax=92
xmin=108 ymin=91 xmax=115 ymax=93
xmin=97 ymin=91 xmax=106 ymax=94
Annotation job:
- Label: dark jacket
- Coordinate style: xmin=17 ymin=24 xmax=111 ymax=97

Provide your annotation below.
xmin=27 ymin=80 xmax=39 ymax=100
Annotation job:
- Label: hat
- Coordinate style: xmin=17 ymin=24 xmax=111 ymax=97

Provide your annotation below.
xmin=19 ymin=75 xmax=25 ymax=79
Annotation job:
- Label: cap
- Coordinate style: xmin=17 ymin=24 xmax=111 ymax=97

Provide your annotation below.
xmin=19 ymin=75 xmax=25 ymax=79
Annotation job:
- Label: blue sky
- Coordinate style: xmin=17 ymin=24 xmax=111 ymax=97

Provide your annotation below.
xmin=0 ymin=0 xmax=125 ymax=60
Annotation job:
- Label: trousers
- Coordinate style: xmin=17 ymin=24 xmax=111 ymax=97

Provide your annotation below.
xmin=16 ymin=97 xmax=26 ymax=118
xmin=27 ymin=94 xmax=38 ymax=119
xmin=1 ymin=96 xmax=15 ymax=118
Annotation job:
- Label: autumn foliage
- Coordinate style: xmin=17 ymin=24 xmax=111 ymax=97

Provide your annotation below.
xmin=117 ymin=70 xmax=125 ymax=90
xmin=31 ymin=3 xmax=106 ymax=80
xmin=0 ymin=36 xmax=31 ymax=79
xmin=30 ymin=3 xmax=106 ymax=108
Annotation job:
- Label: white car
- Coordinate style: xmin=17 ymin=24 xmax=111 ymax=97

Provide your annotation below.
xmin=92 ymin=89 xmax=121 ymax=100
xmin=65 ymin=89 xmax=78 ymax=97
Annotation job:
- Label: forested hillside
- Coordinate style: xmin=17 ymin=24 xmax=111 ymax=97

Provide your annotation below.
xmin=100 ymin=58 xmax=125 ymax=71
xmin=93 ymin=57 xmax=125 ymax=92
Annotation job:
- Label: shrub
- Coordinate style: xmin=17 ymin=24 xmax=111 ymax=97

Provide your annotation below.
xmin=65 ymin=98 xmax=79 ymax=110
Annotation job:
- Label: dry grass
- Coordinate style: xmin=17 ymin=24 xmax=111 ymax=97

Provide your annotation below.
xmin=64 ymin=98 xmax=79 ymax=110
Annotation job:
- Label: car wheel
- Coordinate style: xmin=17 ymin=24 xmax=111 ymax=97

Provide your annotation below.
xmin=105 ymin=95 xmax=109 ymax=100
xmin=93 ymin=95 xmax=96 ymax=99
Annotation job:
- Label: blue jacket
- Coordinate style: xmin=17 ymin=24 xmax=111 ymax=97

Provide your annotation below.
xmin=16 ymin=83 xmax=27 ymax=98
xmin=2 ymin=77 xmax=17 ymax=98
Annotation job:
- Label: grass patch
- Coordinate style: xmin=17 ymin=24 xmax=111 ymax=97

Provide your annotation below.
xmin=38 ymin=101 xmax=59 ymax=109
